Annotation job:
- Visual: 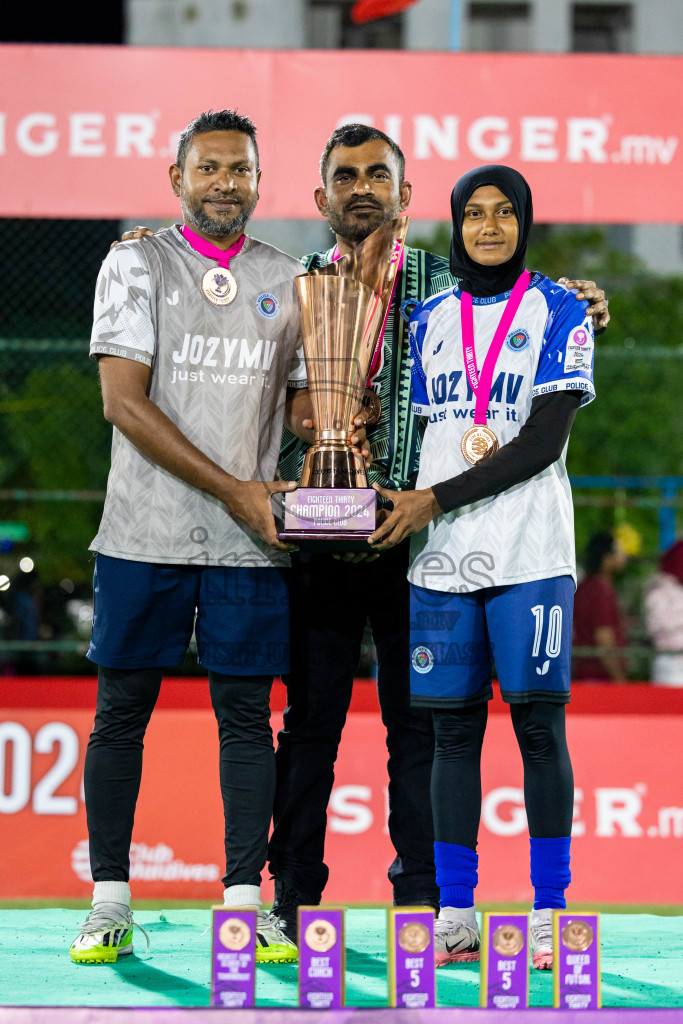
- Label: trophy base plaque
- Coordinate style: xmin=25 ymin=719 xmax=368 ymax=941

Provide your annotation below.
xmin=276 ymin=430 xmax=377 ymax=551
xmin=276 ymin=487 xmax=377 ymax=552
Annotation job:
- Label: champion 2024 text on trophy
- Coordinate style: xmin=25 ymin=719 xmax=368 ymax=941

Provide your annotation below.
xmin=277 ymin=216 xmax=409 ymax=550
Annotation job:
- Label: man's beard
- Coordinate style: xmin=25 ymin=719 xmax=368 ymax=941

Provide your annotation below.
xmin=180 ymin=186 xmax=257 ymax=239
xmin=326 ymin=202 xmax=399 ymax=245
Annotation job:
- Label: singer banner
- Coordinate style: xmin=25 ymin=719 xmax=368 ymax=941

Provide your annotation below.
xmin=1 ymin=679 xmax=682 ymax=904
xmin=0 ymin=45 xmax=681 ymax=222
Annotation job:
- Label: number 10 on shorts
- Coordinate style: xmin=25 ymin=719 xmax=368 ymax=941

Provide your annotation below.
xmin=531 ymin=604 xmax=563 ymax=676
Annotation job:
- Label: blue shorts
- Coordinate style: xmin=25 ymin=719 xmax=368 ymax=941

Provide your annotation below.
xmin=87 ymin=554 xmax=290 ymax=675
xmin=410 ymin=576 xmax=574 ymax=707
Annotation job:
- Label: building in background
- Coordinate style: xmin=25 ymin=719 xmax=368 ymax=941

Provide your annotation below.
xmin=120 ymin=0 xmax=683 ymax=270
xmin=2 ymin=0 xmax=681 ymax=266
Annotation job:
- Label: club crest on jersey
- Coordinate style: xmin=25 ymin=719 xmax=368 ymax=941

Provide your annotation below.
xmin=411 ymin=645 xmax=434 ymax=674
xmin=400 ymin=297 xmax=419 ymax=322
xmin=256 ymin=292 xmax=280 ymax=319
xmin=505 ymin=328 xmax=530 ymax=352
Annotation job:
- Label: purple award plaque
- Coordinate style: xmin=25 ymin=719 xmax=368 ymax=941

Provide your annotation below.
xmin=479 ymin=913 xmax=529 ymax=1010
xmin=283 ymin=488 xmax=376 ymax=536
xmin=298 ymin=907 xmax=345 ymax=1009
xmin=210 ymin=908 xmax=256 ymax=1009
xmin=553 ymin=913 xmax=601 ymax=1010
xmin=388 ymin=908 xmax=436 ymax=1009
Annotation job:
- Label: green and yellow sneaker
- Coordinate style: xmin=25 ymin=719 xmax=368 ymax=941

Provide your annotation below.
xmin=254 ymin=910 xmax=298 ymax=964
xmin=69 ymin=903 xmax=147 ymax=964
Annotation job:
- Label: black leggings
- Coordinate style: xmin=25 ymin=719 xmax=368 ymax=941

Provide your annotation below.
xmin=84 ymin=667 xmax=275 ymax=888
xmin=431 ymin=701 xmax=573 ymax=849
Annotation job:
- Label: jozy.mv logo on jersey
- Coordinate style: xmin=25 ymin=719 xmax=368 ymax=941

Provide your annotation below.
xmin=170 ymin=333 xmax=278 ymax=387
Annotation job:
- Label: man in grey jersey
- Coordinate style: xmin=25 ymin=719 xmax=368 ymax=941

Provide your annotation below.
xmin=70 ymin=109 xmax=312 ymax=965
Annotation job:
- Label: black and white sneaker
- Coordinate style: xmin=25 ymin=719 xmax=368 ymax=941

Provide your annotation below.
xmin=433 ymin=908 xmax=480 ymax=965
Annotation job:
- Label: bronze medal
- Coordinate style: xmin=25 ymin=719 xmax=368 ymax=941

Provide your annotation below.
xmin=360 ymin=387 xmax=382 ymax=426
xmin=304 ymin=919 xmax=337 ymax=952
xmin=398 ymin=921 xmax=430 ymax=954
xmin=562 ymin=920 xmax=594 ymax=952
xmin=218 ymin=917 xmax=251 ymax=951
xmin=201 ymin=265 xmax=237 ymax=306
xmin=461 ymin=424 xmax=499 ymax=465
xmin=493 ymin=924 xmax=524 ymax=956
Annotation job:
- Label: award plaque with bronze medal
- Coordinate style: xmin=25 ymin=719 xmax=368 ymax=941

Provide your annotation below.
xmin=553 ymin=912 xmax=601 ymax=1009
xmin=298 ymin=906 xmax=345 ymax=1009
xmin=460 ymin=269 xmax=531 ymax=465
xmin=479 ymin=912 xmax=529 ymax=1009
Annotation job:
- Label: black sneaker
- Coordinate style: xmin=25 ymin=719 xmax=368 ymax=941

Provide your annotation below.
xmin=272 ymin=877 xmax=319 ymax=945
xmin=395 ymin=894 xmax=441 ymax=914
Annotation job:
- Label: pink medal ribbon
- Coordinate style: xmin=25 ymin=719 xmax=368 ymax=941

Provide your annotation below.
xmin=181 ymin=224 xmax=246 ymax=306
xmin=181 ymin=224 xmax=246 ymax=267
xmin=459 ymin=269 xmax=531 ymax=464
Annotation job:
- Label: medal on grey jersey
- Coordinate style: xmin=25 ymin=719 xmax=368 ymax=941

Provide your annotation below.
xmin=201 ymin=266 xmax=238 ymax=306
xmin=180 ymin=224 xmax=246 ymax=307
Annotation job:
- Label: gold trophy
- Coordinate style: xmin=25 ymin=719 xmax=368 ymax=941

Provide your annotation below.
xmin=278 ymin=216 xmax=409 ymax=549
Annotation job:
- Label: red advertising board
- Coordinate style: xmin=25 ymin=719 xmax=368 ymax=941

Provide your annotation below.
xmin=1 ymin=679 xmax=681 ymax=905
xmin=0 ymin=46 xmax=681 ymax=223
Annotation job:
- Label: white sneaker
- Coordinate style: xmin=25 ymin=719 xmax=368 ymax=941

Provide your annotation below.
xmin=255 ymin=909 xmax=298 ymax=963
xmin=530 ymin=908 xmax=553 ymax=970
xmin=433 ymin=909 xmax=480 ymax=966
xmin=69 ymin=903 xmax=148 ymax=964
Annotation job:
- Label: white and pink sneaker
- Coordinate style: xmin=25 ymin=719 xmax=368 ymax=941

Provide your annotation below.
xmin=530 ymin=908 xmax=554 ymax=970
xmin=433 ymin=907 xmax=480 ymax=965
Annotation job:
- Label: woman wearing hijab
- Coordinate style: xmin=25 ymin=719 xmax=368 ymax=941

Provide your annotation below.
xmin=369 ymin=165 xmax=596 ymax=968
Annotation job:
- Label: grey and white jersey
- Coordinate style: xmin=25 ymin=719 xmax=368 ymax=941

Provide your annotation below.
xmin=90 ymin=226 xmax=306 ymax=567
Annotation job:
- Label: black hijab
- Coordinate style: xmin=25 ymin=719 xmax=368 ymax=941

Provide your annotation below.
xmin=449 ymin=164 xmax=533 ymax=298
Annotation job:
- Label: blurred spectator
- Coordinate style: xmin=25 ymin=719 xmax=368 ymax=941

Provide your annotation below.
xmin=644 ymin=540 xmax=683 ymax=687
xmin=7 ymin=572 xmax=42 ymax=674
xmin=573 ymin=531 xmax=628 ymax=682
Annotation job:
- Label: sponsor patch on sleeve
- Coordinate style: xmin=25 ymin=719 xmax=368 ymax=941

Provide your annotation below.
xmin=563 ymin=323 xmax=593 ymax=373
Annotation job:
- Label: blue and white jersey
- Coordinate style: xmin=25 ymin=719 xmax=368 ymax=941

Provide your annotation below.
xmin=408 ymin=273 xmax=595 ymax=594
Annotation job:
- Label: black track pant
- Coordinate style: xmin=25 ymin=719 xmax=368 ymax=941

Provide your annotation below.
xmin=431 ymin=700 xmax=574 ymax=849
xmin=269 ymin=541 xmax=437 ymax=905
xmin=85 ymin=667 xmax=275 ymax=888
